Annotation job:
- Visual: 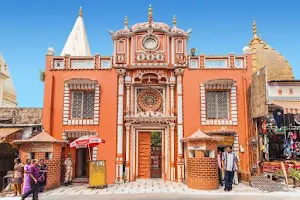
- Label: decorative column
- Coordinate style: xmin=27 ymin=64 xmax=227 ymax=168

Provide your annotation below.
xmin=170 ymin=122 xmax=175 ymax=181
xmin=175 ymin=68 xmax=184 ymax=182
xmin=115 ymin=69 xmax=126 ymax=183
xmin=125 ymin=75 xmax=131 ymax=116
xmin=170 ymin=76 xmax=176 ymax=116
xmin=125 ymin=123 xmax=130 ymax=182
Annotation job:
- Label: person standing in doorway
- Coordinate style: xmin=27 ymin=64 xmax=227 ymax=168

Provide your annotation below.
xmin=222 ymin=146 xmax=239 ymax=192
xmin=217 ymin=149 xmax=223 ymax=186
xmin=12 ymin=158 xmax=24 ymax=196
xmin=22 ymin=159 xmax=40 ymax=200
xmin=64 ymin=153 xmax=73 ymax=186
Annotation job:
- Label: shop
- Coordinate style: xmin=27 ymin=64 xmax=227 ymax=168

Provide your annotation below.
xmin=251 ymin=74 xmax=300 ymax=183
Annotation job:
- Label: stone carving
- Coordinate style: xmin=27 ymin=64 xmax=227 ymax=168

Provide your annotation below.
xmin=133 ymin=70 xmax=168 ymax=83
xmin=174 ymin=68 xmax=184 ymax=76
xmin=137 ymin=89 xmax=162 ymax=112
xmin=116 ymin=69 xmax=126 ymax=76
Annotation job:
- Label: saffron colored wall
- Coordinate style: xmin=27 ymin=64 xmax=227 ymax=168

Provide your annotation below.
xmin=42 ymin=55 xmax=118 ymax=184
xmin=183 ymin=55 xmax=252 ymax=181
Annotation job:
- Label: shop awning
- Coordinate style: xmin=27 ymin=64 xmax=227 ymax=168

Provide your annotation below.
xmin=269 ymin=101 xmax=300 ymax=114
xmin=0 ymin=128 xmax=22 ymax=143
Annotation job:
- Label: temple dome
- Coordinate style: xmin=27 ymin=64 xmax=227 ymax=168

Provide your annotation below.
xmin=249 ymin=21 xmax=294 ymax=81
xmin=47 ymin=46 xmax=55 ymax=55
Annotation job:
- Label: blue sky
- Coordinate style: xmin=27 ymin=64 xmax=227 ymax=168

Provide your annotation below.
xmin=0 ymin=0 xmax=299 ymax=107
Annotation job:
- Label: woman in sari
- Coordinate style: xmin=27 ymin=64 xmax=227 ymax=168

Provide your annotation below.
xmin=22 ymin=159 xmax=31 ymax=195
xmin=38 ymin=159 xmax=48 ymax=192
xmin=12 ymin=158 xmax=24 ymax=196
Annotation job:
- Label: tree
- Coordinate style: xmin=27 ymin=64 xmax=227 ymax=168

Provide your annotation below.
xmin=39 ymin=70 xmax=45 ymax=82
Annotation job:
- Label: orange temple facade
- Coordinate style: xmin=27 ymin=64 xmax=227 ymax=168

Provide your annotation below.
xmin=42 ymin=7 xmax=253 ymax=185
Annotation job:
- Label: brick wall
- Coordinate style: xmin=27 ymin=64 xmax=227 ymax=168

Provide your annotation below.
xmin=0 ymin=107 xmax=42 ymax=124
xmin=185 ymin=141 xmax=219 ymax=190
xmin=19 ymin=143 xmax=62 ymax=190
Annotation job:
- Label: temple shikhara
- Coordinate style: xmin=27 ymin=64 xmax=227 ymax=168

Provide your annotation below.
xmin=40 ymin=6 xmax=298 ymax=189
xmin=0 ymin=54 xmax=17 ymax=107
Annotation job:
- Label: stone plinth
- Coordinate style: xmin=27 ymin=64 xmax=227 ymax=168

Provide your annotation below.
xmin=182 ymin=129 xmax=221 ymax=190
xmin=14 ymin=131 xmax=64 ymax=190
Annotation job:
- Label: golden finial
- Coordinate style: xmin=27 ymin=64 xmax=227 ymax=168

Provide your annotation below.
xmin=173 ymin=15 xmax=177 ymax=27
xmin=148 ymin=4 xmax=152 ymax=23
xmin=79 ymin=7 xmax=83 ymax=17
xmin=125 ymin=15 xmax=128 ymax=26
xmin=124 ymin=15 xmax=128 ymax=29
xmin=253 ymin=20 xmax=258 ymax=38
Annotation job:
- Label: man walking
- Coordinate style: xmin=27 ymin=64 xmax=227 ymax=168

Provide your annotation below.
xmin=64 ymin=153 xmax=73 ymax=186
xmin=222 ymin=146 xmax=239 ymax=192
xmin=22 ymin=159 xmax=39 ymax=200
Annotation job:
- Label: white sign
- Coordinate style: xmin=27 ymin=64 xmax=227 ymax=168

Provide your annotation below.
xmin=31 ymin=143 xmax=53 ymax=152
xmin=188 ymin=145 xmax=206 ymax=151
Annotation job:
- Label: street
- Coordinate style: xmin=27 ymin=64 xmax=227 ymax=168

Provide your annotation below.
xmin=10 ymin=193 xmax=298 ymax=200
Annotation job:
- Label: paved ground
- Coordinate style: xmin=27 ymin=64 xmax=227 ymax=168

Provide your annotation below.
xmin=41 ymin=179 xmax=260 ymax=195
xmin=2 ymin=179 xmax=300 ymax=200
xmin=2 ymin=193 xmax=300 ymax=200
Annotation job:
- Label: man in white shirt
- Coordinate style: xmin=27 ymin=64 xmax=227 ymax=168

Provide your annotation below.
xmin=222 ymin=146 xmax=239 ymax=191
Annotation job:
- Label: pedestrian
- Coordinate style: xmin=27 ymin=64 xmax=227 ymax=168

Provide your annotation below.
xmin=233 ymin=161 xmax=239 ymax=185
xmin=38 ymin=159 xmax=48 ymax=192
xmin=21 ymin=159 xmax=40 ymax=200
xmin=217 ymin=149 xmax=223 ymax=186
xmin=22 ymin=159 xmax=31 ymax=195
xmin=12 ymin=158 xmax=24 ymax=196
xmin=64 ymin=153 xmax=73 ymax=186
xmin=222 ymin=146 xmax=239 ymax=192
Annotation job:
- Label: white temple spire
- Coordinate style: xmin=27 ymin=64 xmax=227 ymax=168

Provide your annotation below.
xmin=60 ymin=7 xmax=92 ymax=56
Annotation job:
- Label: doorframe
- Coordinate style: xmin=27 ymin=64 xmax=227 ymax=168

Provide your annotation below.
xmin=135 ymin=129 xmax=165 ymax=179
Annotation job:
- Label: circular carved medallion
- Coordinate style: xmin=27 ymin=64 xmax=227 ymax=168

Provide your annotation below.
xmin=137 ymin=89 xmax=163 ymax=112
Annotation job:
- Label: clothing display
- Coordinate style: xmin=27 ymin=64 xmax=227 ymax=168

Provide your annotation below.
xmin=273 ymin=109 xmax=284 ymax=128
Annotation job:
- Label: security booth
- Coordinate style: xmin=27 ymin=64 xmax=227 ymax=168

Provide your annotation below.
xmin=69 ymin=135 xmax=106 ymax=188
xmin=182 ymin=129 xmax=222 ymax=190
xmin=13 ymin=131 xmax=65 ymax=190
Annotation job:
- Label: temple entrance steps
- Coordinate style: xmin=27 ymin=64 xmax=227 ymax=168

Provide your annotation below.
xmin=72 ymin=177 xmax=89 ymax=184
xmin=250 ymin=176 xmax=290 ymax=192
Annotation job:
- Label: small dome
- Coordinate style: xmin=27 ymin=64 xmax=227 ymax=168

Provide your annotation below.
xmin=242 ymin=45 xmax=251 ymax=53
xmin=47 ymin=46 xmax=55 ymax=55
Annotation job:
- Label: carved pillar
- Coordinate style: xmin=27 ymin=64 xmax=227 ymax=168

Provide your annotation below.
xmin=125 ymin=75 xmax=131 ymax=116
xmin=170 ymin=122 xmax=175 ymax=181
xmin=115 ymin=69 xmax=126 ymax=183
xmin=130 ymin=126 xmax=135 ymax=181
xmin=175 ymin=68 xmax=184 ymax=182
xmin=125 ymin=123 xmax=130 ymax=182
xmin=170 ymin=76 xmax=176 ymax=116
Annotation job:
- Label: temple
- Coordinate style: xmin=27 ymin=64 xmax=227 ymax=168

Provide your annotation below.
xmin=0 ymin=54 xmax=17 ymax=107
xmin=41 ymin=6 xmax=295 ymax=187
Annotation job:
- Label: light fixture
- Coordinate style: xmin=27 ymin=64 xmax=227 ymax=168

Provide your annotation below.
xmin=190 ymin=48 xmax=196 ymax=56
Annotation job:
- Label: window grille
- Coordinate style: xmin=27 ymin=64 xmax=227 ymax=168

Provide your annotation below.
xmin=206 ymin=91 xmax=229 ymax=119
xmin=71 ymin=91 xmax=95 ymax=119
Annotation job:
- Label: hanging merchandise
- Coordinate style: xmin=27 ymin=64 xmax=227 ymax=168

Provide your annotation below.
xmin=273 ymin=109 xmax=284 ymax=128
xmin=263 ymin=134 xmax=269 ymax=153
xmin=284 ymin=139 xmax=292 ymax=159
xmin=262 ymin=119 xmax=267 ymax=134
xmin=294 ymin=114 xmax=300 ymax=125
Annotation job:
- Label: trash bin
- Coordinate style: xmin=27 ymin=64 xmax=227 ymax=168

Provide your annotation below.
xmin=89 ymin=160 xmax=107 ymax=188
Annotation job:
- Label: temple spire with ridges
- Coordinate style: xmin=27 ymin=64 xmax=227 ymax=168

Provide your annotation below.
xmin=60 ymin=7 xmax=92 ymax=56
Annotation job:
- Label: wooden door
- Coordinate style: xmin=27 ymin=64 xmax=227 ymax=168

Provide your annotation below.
xmin=138 ymin=132 xmax=151 ymax=178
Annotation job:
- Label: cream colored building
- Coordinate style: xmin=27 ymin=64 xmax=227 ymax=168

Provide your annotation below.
xmin=0 ymin=54 xmax=17 ymax=107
